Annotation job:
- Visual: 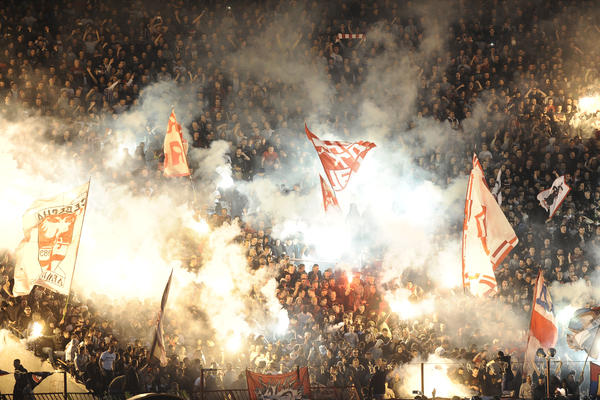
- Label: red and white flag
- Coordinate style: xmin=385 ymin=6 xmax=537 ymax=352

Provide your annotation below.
xmin=523 ymin=271 xmax=558 ymax=375
xmin=320 ymin=175 xmax=340 ymax=212
xmin=336 ymin=33 xmax=365 ymax=42
xmin=164 ymin=110 xmax=190 ymax=177
xmin=537 ymin=175 xmax=570 ymax=218
xmin=305 ymin=124 xmax=375 ymax=191
xmin=247 ymin=367 xmax=312 ymax=400
xmin=149 ymin=269 xmax=173 ymax=366
xmin=13 ymin=182 xmax=90 ymax=296
xmin=462 ymin=155 xmax=518 ymax=296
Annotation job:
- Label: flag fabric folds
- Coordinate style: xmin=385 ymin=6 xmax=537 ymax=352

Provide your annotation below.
xmin=246 ymin=367 xmax=312 ymax=400
xmin=462 ymin=155 xmax=518 ymax=296
xmin=319 ymin=175 xmax=340 ymax=212
xmin=523 ymin=272 xmax=558 ymax=375
xmin=164 ymin=110 xmax=190 ymax=177
xmin=305 ymin=124 xmax=375 ymax=192
xmin=537 ymin=175 xmax=571 ymax=218
xmin=29 ymin=372 xmax=53 ymax=389
xmin=149 ymin=269 xmax=173 ymax=366
xmin=12 ymin=182 xmax=90 ymax=296
xmin=591 ymin=362 xmax=600 ymax=398
xmin=567 ymin=307 xmax=600 ymax=359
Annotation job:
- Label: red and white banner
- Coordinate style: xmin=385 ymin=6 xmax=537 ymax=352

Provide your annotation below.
xmin=13 ymin=182 xmax=90 ymax=296
xmin=246 ymin=367 xmax=312 ymax=400
xmin=537 ymin=175 xmax=570 ymax=218
xmin=320 ymin=175 xmax=339 ymax=212
xmin=462 ymin=155 xmax=518 ymax=296
xmin=523 ymin=272 xmax=558 ymax=375
xmin=305 ymin=124 xmax=375 ymax=191
xmin=164 ymin=110 xmax=190 ymax=177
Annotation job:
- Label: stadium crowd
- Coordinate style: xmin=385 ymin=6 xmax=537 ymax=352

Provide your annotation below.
xmin=1 ymin=0 xmax=600 ymax=399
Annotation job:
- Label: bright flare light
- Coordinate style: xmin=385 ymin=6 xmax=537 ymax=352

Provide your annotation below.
xmin=275 ymin=309 xmax=290 ymax=336
xmin=188 ymin=218 xmax=210 ymax=236
xmin=226 ymin=333 xmax=242 ymax=353
xmin=579 ymin=96 xmax=600 ymax=114
xmin=30 ymin=322 xmax=43 ymax=338
xmin=386 ymin=289 xmax=434 ymax=320
xmin=216 ymin=166 xmax=233 ymax=189
xmin=557 ymin=305 xmax=576 ymax=326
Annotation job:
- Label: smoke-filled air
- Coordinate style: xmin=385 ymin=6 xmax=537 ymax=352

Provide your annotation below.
xmin=2 ymin=0 xmax=600 ymax=399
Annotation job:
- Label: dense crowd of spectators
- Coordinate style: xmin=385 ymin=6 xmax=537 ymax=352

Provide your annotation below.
xmin=2 ymin=0 xmax=600 ymax=399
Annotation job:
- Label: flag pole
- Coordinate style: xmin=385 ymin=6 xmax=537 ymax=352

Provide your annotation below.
xmin=60 ymin=178 xmax=91 ymax=324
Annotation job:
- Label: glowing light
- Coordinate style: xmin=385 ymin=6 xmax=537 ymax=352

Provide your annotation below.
xmin=557 ymin=305 xmax=576 ymax=326
xmin=225 ymin=333 xmax=242 ymax=353
xmin=275 ymin=309 xmax=289 ymax=336
xmin=189 ymin=218 xmax=210 ymax=236
xmin=386 ymin=289 xmax=434 ymax=320
xmin=30 ymin=322 xmax=43 ymax=338
xmin=217 ymin=166 xmax=233 ymax=189
xmin=579 ymin=96 xmax=600 ymax=114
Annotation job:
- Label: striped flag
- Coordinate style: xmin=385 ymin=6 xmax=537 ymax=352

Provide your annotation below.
xmin=149 ymin=269 xmax=173 ymax=366
xmin=462 ymin=155 xmax=518 ymax=296
xmin=305 ymin=124 xmax=375 ymax=192
xmin=319 ymin=175 xmax=339 ymax=212
xmin=523 ymin=272 xmax=558 ymax=375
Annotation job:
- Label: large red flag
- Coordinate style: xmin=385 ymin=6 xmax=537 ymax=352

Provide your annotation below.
xmin=305 ymin=124 xmax=375 ymax=191
xmin=462 ymin=155 xmax=518 ymax=296
xmin=164 ymin=110 xmax=190 ymax=177
xmin=246 ymin=367 xmax=311 ymax=400
xmin=320 ymin=175 xmax=340 ymax=212
xmin=523 ymin=271 xmax=558 ymax=375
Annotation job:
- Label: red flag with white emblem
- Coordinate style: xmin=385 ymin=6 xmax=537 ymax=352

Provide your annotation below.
xmin=320 ymin=175 xmax=340 ymax=212
xmin=13 ymin=182 xmax=90 ymax=296
xmin=305 ymin=124 xmax=375 ymax=191
xmin=164 ymin=110 xmax=190 ymax=177
xmin=462 ymin=155 xmax=518 ymax=296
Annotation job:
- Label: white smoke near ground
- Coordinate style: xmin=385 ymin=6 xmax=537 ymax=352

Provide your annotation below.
xmin=0 ymin=330 xmax=85 ymax=394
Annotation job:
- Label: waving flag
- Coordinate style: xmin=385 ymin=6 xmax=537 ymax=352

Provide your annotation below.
xmin=246 ymin=367 xmax=312 ymax=400
xmin=591 ymin=362 xmax=600 ymax=398
xmin=567 ymin=307 xmax=600 ymax=358
xmin=305 ymin=124 xmax=375 ymax=191
xmin=29 ymin=372 xmax=53 ymax=389
xmin=462 ymin=155 xmax=518 ymax=296
xmin=524 ymin=272 xmax=558 ymax=375
xmin=320 ymin=175 xmax=340 ymax=212
xmin=537 ymin=175 xmax=570 ymax=218
xmin=149 ymin=269 xmax=173 ymax=366
xmin=13 ymin=182 xmax=90 ymax=296
xmin=164 ymin=110 xmax=190 ymax=177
